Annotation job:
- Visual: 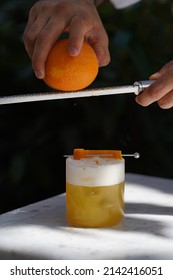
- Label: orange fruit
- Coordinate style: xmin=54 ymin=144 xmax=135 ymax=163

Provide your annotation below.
xmin=44 ymin=39 xmax=99 ymax=91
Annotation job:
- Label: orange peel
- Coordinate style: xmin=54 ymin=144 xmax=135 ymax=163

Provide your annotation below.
xmin=73 ymin=148 xmax=122 ymax=160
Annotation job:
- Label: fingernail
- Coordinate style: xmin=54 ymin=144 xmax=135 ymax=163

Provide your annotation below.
xmin=35 ymin=70 xmax=44 ymax=79
xmin=68 ymin=47 xmax=79 ymax=56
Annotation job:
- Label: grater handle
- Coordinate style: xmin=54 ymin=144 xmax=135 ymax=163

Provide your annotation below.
xmin=134 ymin=80 xmax=154 ymax=95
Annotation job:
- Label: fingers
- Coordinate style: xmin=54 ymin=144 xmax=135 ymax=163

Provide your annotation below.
xmin=135 ymin=72 xmax=173 ymax=109
xmin=24 ymin=1 xmax=65 ymax=78
xmin=157 ymin=90 xmax=173 ymax=109
xmin=23 ymin=23 xmax=36 ymax=59
xmin=150 ymin=60 xmax=173 ymax=80
xmin=88 ymin=27 xmax=110 ymax=67
xmin=31 ymin=16 xmax=65 ymax=78
xmin=23 ymin=2 xmax=51 ymax=58
xmin=67 ymin=16 xmax=88 ymax=56
xmin=25 ymin=18 xmax=63 ymax=78
xmin=68 ymin=15 xmax=110 ymax=66
xmin=24 ymin=0 xmax=110 ymax=79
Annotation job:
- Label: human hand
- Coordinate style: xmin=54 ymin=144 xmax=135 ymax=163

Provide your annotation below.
xmin=135 ymin=60 xmax=173 ymax=109
xmin=23 ymin=0 xmax=110 ymax=79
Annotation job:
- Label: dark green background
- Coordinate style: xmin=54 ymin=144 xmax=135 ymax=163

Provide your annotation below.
xmin=0 ymin=0 xmax=173 ymax=214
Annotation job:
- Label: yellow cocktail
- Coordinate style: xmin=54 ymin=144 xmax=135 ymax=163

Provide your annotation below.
xmin=66 ymin=149 xmax=125 ymax=227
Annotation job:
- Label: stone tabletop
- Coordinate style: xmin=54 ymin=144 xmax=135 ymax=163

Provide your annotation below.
xmin=0 ymin=173 xmax=173 ymax=260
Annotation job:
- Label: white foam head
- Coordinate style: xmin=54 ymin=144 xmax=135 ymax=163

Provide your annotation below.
xmin=66 ymin=156 xmax=125 ymax=186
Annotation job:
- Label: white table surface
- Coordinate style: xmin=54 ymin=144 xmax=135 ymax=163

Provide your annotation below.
xmin=0 ymin=173 xmax=173 ymax=260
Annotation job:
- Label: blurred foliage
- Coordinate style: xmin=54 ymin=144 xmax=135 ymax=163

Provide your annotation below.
xmin=0 ymin=0 xmax=173 ymax=213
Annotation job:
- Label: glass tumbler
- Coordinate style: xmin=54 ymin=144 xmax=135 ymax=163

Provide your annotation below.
xmin=66 ymin=149 xmax=125 ymax=227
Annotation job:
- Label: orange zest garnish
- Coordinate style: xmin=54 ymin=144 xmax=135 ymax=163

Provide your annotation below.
xmin=73 ymin=148 xmax=122 ymax=160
